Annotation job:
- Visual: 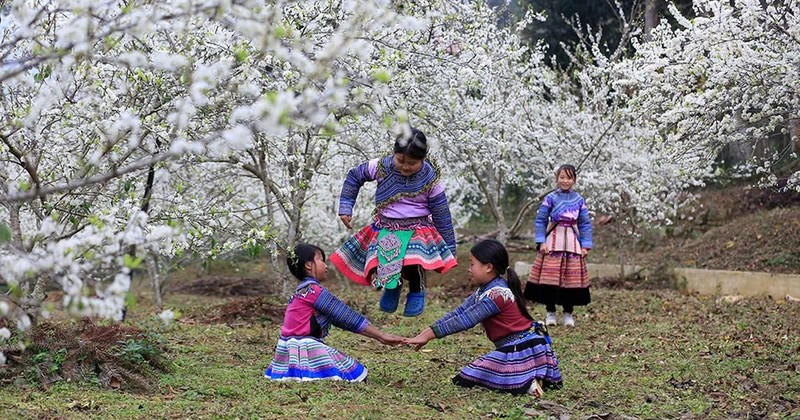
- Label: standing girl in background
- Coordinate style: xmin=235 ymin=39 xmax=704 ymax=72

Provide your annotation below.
xmin=406 ymin=239 xmax=563 ymax=397
xmin=265 ymin=244 xmax=404 ymax=382
xmin=330 ymin=126 xmax=457 ymax=317
xmin=525 ymin=164 xmax=592 ymax=327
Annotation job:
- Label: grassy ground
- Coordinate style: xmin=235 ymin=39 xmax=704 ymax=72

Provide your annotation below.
xmin=1 ymin=272 xmax=798 ymax=419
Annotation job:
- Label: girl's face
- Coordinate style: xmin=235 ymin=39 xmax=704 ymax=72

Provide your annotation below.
xmin=393 ymin=153 xmax=424 ymax=177
xmin=468 ymin=254 xmax=495 ymax=285
xmin=556 ymin=170 xmax=575 ymax=191
xmin=305 ymin=252 xmax=328 ymax=281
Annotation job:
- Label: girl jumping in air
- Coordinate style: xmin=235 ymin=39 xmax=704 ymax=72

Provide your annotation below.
xmin=330 ymin=126 xmax=457 ymax=317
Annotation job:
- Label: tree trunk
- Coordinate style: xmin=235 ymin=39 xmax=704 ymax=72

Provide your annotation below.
xmin=469 ymin=162 xmax=508 ymax=244
xmin=7 ymin=202 xmax=23 ymax=250
xmin=644 ymin=0 xmax=664 ymax=42
xmin=147 ymin=253 xmax=163 ymax=312
xmin=20 ymin=274 xmax=48 ymax=325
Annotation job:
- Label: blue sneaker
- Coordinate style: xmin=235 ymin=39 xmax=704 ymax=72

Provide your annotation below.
xmin=403 ymin=290 xmax=426 ymax=317
xmin=379 ymin=287 xmax=401 ymax=313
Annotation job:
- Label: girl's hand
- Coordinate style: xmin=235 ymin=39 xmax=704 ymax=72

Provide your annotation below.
xmin=405 ymin=328 xmax=435 ymax=351
xmin=339 ymin=215 xmax=352 ymax=229
xmin=379 ymin=333 xmax=405 ymax=346
xmin=539 ymin=244 xmax=550 ymax=254
xmin=581 ymin=248 xmax=589 ymax=257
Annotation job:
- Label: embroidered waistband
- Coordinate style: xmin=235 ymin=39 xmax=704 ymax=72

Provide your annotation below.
xmin=493 ymin=322 xmax=551 ymax=349
xmin=493 ymin=329 xmax=535 ymax=349
xmin=374 ymin=214 xmax=434 ymax=230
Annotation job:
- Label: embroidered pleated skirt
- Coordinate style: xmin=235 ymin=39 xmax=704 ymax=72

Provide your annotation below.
xmin=331 ymin=215 xmax=457 ymax=289
xmin=525 ymin=224 xmax=591 ymax=307
xmin=452 ymin=328 xmax=563 ymax=394
xmin=265 ymin=337 xmax=367 ymax=382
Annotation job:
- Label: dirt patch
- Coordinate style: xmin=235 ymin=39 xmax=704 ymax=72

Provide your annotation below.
xmin=170 ymin=276 xmax=276 ymax=297
xmin=191 ymin=297 xmax=285 ymax=326
xmin=0 ymin=319 xmax=169 ymax=391
xmin=593 ymin=183 xmax=800 ymax=275
xmin=621 ymin=206 xmax=800 ymax=273
xmin=591 ymin=275 xmax=673 ymax=290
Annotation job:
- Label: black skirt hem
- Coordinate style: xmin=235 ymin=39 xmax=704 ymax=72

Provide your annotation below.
xmin=524 ymin=283 xmax=591 ymax=306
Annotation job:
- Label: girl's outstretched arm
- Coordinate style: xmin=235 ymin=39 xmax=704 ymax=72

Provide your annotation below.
xmin=361 ymin=325 xmax=405 ymax=346
xmin=314 ymin=289 xmax=403 ymax=345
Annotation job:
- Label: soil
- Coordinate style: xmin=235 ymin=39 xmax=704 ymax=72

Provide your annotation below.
xmin=189 ymin=296 xmax=285 ymax=326
xmin=591 ymin=184 xmax=800 ymax=274
xmin=169 ymin=275 xmax=276 ymax=297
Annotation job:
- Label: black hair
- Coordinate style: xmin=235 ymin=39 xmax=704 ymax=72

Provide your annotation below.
xmin=555 ymin=164 xmax=577 ymax=180
xmin=470 ymin=239 xmax=533 ymax=321
xmin=286 ymin=243 xmax=325 ymax=281
xmin=393 ymin=126 xmax=428 ymax=160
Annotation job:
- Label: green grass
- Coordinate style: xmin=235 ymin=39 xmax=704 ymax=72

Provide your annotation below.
xmin=1 ymin=281 xmax=799 ymax=419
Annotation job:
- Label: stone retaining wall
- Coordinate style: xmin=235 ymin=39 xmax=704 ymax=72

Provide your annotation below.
xmin=513 ymin=262 xmax=800 ymax=299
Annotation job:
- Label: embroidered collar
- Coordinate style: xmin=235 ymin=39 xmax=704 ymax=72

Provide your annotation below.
xmin=373 ymin=155 xmax=441 ymax=214
xmin=478 ymin=277 xmax=507 ymax=293
xmin=295 ymin=277 xmax=319 ymax=291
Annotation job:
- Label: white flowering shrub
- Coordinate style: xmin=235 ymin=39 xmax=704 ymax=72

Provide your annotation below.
xmin=1 ymin=0 xmax=795 ymax=366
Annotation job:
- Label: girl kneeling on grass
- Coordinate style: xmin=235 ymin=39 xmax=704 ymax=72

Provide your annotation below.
xmin=265 ymin=244 xmax=404 ymax=382
xmin=406 ymin=239 xmax=563 ymax=397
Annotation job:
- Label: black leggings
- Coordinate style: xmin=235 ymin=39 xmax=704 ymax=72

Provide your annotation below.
xmin=546 ymin=304 xmax=573 ymax=314
xmin=402 ymin=265 xmax=425 ymax=292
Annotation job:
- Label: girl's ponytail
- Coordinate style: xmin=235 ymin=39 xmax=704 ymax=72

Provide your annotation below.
xmin=505 ymin=268 xmax=533 ymax=321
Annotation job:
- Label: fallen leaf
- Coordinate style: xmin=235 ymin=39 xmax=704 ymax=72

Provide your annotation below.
xmin=424 ymin=401 xmax=446 ymax=412
xmin=537 ymin=399 xmax=570 ymax=414
xmin=524 ymin=408 xmax=546 ymax=417
xmin=717 ymin=295 xmax=744 ymax=304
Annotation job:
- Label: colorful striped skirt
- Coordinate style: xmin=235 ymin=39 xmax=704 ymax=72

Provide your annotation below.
xmin=264 ymin=337 xmax=367 ymax=382
xmin=525 ymin=224 xmax=591 ymax=306
xmin=452 ymin=329 xmax=563 ymax=394
xmin=525 ymin=250 xmax=591 ymax=306
xmin=331 ymin=215 xmax=457 ymax=287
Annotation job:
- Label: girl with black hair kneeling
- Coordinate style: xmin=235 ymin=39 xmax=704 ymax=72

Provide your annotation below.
xmin=265 ymin=244 xmax=404 ymax=382
xmin=406 ymin=239 xmax=563 ymax=397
